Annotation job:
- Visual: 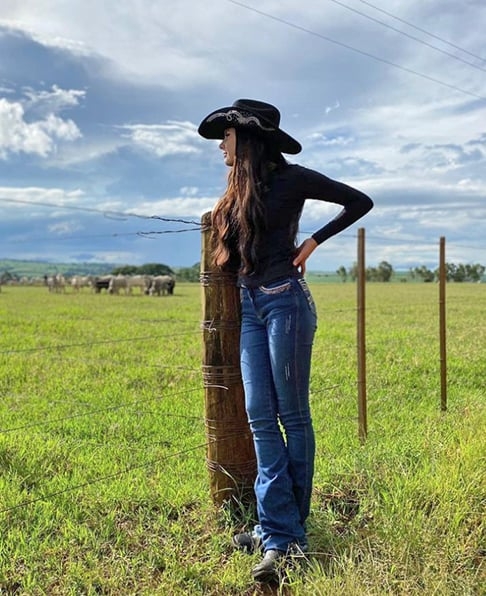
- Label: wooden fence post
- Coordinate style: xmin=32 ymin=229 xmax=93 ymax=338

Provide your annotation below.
xmin=357 ymin=228 xmax=367 ymax=443
xmin=200 ymin=212 xmax=256 ymax=508
xmin=439 ymin=236 xmax=447 ymax=411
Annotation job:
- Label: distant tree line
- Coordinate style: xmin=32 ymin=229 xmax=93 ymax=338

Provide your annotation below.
xmin=410 ymin=262 xmax=485 ymax=283
xmin=175 ymin=263 xmax=200 ymax=283
xmin=0 ymin=260 xmax=113 ymax=280
xmin=2 ymin=259 xmax=483 ymax=285
xmin=0 ymin=261 xmax=203 ymax=283
xmin=111 ymin=262 xmax=201 ymax=282
xmin=336 ymin=261 xmax=485 ymax=283
xmin=112 ymin=263 xmax=175 ymax=276
xmin=336 ymin=261 xmax=395 ymax=282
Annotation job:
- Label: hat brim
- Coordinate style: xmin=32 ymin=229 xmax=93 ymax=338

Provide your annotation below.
xmin=198 ymin=106 xmax=302 ymax=155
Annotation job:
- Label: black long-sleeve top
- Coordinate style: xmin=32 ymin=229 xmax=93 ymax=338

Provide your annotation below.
xmin=237 ymin=163 xmax=373 ymax=288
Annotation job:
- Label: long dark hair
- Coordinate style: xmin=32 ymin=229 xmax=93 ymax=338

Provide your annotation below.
xmin=211 ymin=130 xmax=287 ymax=274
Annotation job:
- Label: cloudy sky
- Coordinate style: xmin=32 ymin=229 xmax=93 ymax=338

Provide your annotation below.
xmin=1 ymin=0 xmax=485 ymax=272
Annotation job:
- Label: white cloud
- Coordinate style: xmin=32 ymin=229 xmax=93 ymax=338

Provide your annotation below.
xmin=127 ymin=196 xmax=217 ymax=218
xmin=0 ymin=2 xmax=233 ymax=85
xmin=45 ymin=137 xmax=125 ymax=167
xmin=42 ymin=113 xmax=82 ymax=141
xmin=24 ymin=84 xmax=86 ymax=114
xmin=0 ymin=187 xmax=86 ymax=217
xmin=325 ymin=101 xmax=340 ymax=115
xmin=0 ymin=0 xmax=408 ymax=88
xmin=180 ymin=186 xmax=199 ymax=197
xmin=307 ymin=132 xmax=353 ymax=147
xmin=120 ymin=121 xmax=202 ymax=157
xmin=0 ymin=97 xmax=81 ymax=158
xmin=0 ymin=186 xmax=84 ymax=200
xmin=47 ymin=221 xmax=83 ymax=234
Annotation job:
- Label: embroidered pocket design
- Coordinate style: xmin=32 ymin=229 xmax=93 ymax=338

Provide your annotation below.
xmin=259 ymin=281 xmax=291 ymax=295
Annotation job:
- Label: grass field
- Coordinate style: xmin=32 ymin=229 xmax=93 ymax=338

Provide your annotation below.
xmin=0 ymin=282 xmax=484 ymax=595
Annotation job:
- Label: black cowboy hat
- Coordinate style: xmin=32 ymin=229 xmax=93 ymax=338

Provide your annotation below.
xmin=198 ymin=99 xmax=302 ymax=155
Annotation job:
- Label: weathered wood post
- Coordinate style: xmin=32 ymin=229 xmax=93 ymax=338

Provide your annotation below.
xmin=200 ymin=212 xmax=256 ymax=508
xmin=357 ymin=227 xmax=367 ymax=443
xmin=439 ymin=236 xmax=447 ymax=411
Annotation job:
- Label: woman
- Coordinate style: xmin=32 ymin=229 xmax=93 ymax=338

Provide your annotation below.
xmin=198 ymin=99 xmax=373 ymax=582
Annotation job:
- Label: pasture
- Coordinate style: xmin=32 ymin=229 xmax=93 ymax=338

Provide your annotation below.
xmin=0 ymin=282 xmax=484 ymax=595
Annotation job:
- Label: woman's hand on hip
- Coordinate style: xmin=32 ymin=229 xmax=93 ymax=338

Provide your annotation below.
xmin=293 ymin=237 xmax=318 ymax=275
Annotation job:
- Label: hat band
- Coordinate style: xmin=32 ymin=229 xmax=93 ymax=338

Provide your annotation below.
xmin=206 ymin=109 xmax=276 ymax=132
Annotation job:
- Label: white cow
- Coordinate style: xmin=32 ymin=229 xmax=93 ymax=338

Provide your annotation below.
xmin=127 ymin=274 xmax=152 ymax=295
xmin=45 ymin=274 xmax=66 ymax=293
xmin=148 ymin=275 xmax=175 ymax=296
xmin=71 ymin=275 xmax=93 ymax=292
xmin=108 ymin=275 xmax=129 ymax=295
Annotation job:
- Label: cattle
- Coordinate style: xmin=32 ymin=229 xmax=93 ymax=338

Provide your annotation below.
xmin=108 ymin=275 xmax=129 ymax=295
xmin=44 ymin=274 xmax=66 ymax=293
xmin=92 ymin=275 xmax=113 ymax=293
xmin=148 ymin=275 xmax=175 ymax=296
xmin=126 ymin=274 xmax=152 ymax=295
xmin=71 ymin=275 xmax=93 ymax=292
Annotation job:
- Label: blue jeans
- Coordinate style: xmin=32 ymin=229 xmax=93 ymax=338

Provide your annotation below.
xmin=240 ymin=276 xmax=317 ymax=552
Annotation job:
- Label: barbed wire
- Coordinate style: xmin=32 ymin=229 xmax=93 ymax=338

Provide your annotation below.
xmin=0 ymin=436 xmax=215 ymax=515
xmin=0 ymin=2 xmax=484 ymax=570
xmin=0 ymin=212 xmax=482 ymax=268
xmin=0 ymin=371 xmax=346 ymax=436
xmin=0 ymin=312 xmax=483 ymax=518
xmin=0 ymin=197 xmax=204 ymax=227
xmin=0 ymin=328 xmax=201 ymax=355
xmin=0 ymin=387 xmax=204 ymax=436
xmin=0 ymin=296 xmax=480 ymax=358
xmin=0 ymin=407 xmax=363 ymax=517
xmin=36 ymin=354 xmax=202 ymax=374
xmin=0 ymin=341 xmax=475 ymax=439
xmin=300 ymin=231 xmax=486 ymax=256
xmin=4 ymin=228 xmax=205 ymax=246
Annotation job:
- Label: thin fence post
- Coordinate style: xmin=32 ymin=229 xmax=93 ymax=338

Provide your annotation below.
xmin=357 ymin=228 xmax=367 ymax=443
xmin=200 ymin=212 xmax=256 ymax=508
xmin=439 ymin=236 xmax=447 ymax=411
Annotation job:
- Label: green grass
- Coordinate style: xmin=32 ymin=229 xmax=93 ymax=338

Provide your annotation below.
xmin=0 ymin=283 xmax=484 ymax=595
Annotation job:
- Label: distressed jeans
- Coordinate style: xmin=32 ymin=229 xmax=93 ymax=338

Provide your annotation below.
xmin=240 ymin=276 xmax=317 ymax=552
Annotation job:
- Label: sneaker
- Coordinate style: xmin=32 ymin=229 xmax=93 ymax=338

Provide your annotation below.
xmin=232 ymin=531 xmax=262 ymax=553
xmin=286 ymin=542 xmax=310 ymax=569
xmin=288 ymin=541 xmax=309 ymax=559
xmin=252 ymin=549 xmax=286 ymax=582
